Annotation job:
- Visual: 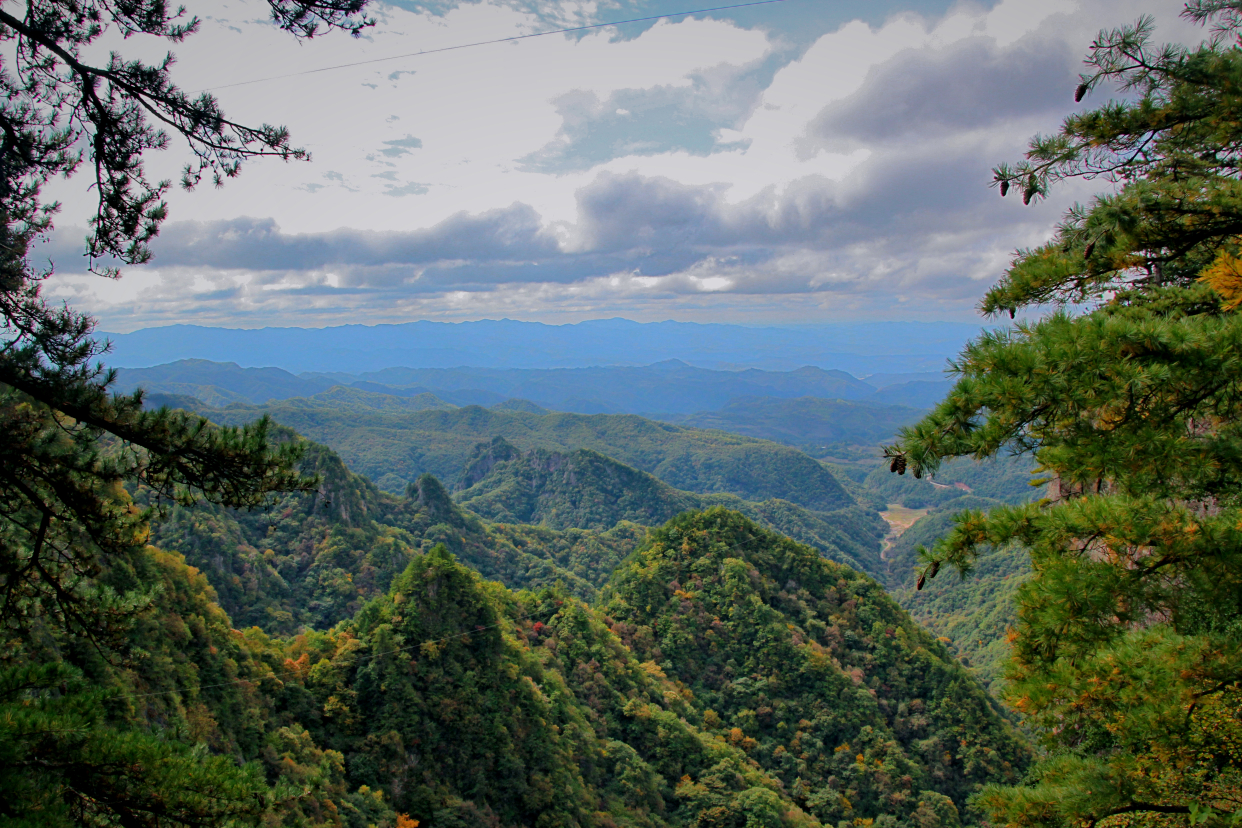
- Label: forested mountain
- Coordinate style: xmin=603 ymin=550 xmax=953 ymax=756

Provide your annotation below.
xmin=187 ymin=398 xmax=857 ymax=511
xmin=114 ymin=358 xmax=337 ymax=403
xmin=140 ymin=380 xmax=1041 ymax=696
xmin=19 ymin=358 xmax=1035 ymax=826
xmin=143 ymin=439 xmax=645 ymax=632
xmin=863 ymin=455 xmax=1039 ymax=510
xmin=600 ymin=509 xmax=1031 ymax=824
xmin=454 ymin=436 xmax=702 ymax=528
xmin=859 ymin=456 xmax=1041 ymax=686
xmin=453 ymin=437 xmax=887 ymax=576
xmin=863 ymin=380 xmax=956 ymax=410
xmin=141 ymin=385 xmax=1036 ymax=685
xmin=877 ymin=497 xmax=1027 ymax=692
xmin=342 ymin=362 xmax=876 ymax=414
xmin=146 ymin=433 xmax=892 ymax=634
xmin=28 ymin=497 xmax=1028 ymax=826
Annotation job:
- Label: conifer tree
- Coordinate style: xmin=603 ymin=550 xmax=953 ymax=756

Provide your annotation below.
xmin=0 ymin=0 xmax=372 ymax=635
xmin=0 ymin=2 xmax=373 ymax=823
xmin=886 ymin=2 xmax=1242 ymax=825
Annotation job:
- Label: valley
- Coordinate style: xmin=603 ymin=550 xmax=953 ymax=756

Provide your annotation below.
xmin=33 ymin=354 xmax=1037 ymax=826
xmin=0 ymin=334 xmax=1046 ymax=828
xmin=130 ymin=358 xmax=1040 ymax=686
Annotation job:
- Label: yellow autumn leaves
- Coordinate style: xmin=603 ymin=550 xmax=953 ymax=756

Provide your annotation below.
xmin=1199 ymin=246 xmax=1242 ymax=309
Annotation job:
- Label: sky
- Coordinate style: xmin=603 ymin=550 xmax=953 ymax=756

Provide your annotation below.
xmin=40 ymin=0 xmax=1202 ymax=331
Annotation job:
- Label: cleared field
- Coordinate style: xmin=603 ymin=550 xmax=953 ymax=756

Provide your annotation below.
xmin=880 ymin=504 xmax=929 ymax=560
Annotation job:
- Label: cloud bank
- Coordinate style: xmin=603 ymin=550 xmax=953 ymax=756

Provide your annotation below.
xmin=42 ymin=0 xmax=1201 ymax=329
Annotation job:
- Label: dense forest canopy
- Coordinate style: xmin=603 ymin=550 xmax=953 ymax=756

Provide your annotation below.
xmin=887 ymin=2 xmax=1242 ymax=825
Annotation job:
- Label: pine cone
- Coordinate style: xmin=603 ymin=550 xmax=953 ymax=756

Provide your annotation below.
xmin=999 ymin=180 xmax=1009 ymax=197
xmin=1075 ymin=82 xmax=1088 ymax=102
xmin=890 ymin=455 xmax=907 ymax=475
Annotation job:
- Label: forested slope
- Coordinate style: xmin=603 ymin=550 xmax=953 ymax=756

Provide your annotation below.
xmin=146 ymin=433 xmax=891 ymax=637
xmin=143 ymin=440 xmax=643 ymax=633
xmin=195 ymin=399 xmax=854 ymax=511
xmin=600 ymin=509 xmax=1030 ymax=825
xmin=454 ymin=437 xmax=887 ymax=576
xmin=880 ymin=497 xmax=1029 ymax=691
xmin=664 ymin=396 xmax=926 ymax=457
xmin=22 ymin=505 xmax=1028 ymax=827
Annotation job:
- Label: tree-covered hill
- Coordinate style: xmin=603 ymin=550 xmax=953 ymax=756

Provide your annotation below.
xmin=454 ymin=437 xmax=887 ymax=576
xmin=119 ymin=358 xmax=887 ymax=413
xmin=272 ymin=385 xmax=457 ymax=413
xmin=146 ymin=433 xmax=891 ymax=637
xmin=878 ymin=497 xmax=1029 ymax=691
xmin=600 ymin=508 xmax=1031 ymax=826
xmin=193 ymin=399 xmax=855 ymax=512
xmin=115 ymin=358 xmax=336 ymax=402
xmin=118 ymin=358 xmax=959 ymax=416
xmin=863 ymin=455 xmax=1041 ymax=510
xmin=21 ymin=507 xmax=1028 ymax=827
xmin=455 ymin=437 xmax=702 ymax=529
xmin=142 ymin=441 xmax=649 ymax=634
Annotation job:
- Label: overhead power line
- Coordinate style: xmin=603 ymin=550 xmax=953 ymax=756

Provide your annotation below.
xmin=201 ymin=0 xmax=793 ymax=92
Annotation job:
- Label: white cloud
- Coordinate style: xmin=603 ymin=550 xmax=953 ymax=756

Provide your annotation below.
xmin=41 ymin=0 xmax=1210 ymax=329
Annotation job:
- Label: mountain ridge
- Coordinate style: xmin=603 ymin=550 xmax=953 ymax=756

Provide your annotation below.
xmin=118 ymin=357 xmax=947 ymax=413
xmin=98 ymin=318 xmax=985 ymax=374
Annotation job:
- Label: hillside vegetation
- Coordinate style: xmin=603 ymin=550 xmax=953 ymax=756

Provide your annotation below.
xmin=144 ymin=385 xmax=1036 ymax=686
xmin=191 ymin=400 xmax=856 ymax=512
xmin=146 ymin=433 xmax=895 ymax=636
xmin=22 ymin=498 xmax=1028 ymax=827
xmin=454 ymin=437 xmax=886 ymax=576
xmin=600 ymin=509 xmax=1031 ymax=825
xmin=664 ymin=396 xmax=926 ymax=458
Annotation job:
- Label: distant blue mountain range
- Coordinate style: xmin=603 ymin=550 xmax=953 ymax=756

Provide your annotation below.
xmin=97 ymin=317 xmax=987 ymax=375
xmin=115 ymin=358 xmax=956 ymax=414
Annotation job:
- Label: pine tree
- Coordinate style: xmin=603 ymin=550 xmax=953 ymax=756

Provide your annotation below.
xmin=0 ymin=0 xmax=374 ymax=634
xmin=0 ymin=2 xmax=374 ymax=823
xmin=885 ymin=3 xmax=1242 ymax=825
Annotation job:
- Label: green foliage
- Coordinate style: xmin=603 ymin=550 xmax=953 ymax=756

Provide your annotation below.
xmin=887 ymin=6 xmax=1242 ymax=825
xmin=0 ymin=663 xmax=269 ymax=828
xmin=882 ymin=500 xmax=1029 ymax=691
xmin=196 ymin=401 xmax=854 ymax=512
xmin=3 ymin=535 xmax=403 ymax=828
xmin=699 ymin=495 xmax=887 ymax=577
xmin=883 ymin=498 xmax=1005 ymax=588
xmin=600 ymin=509 xmax=1031 ymax=826
xmin=8 ymin=482 xmax=1036 ymax=828
xmin=453 ymin=437 xmax=887 ymax=577
xmin=863 ymin=456 xmax=1040 ymax=511
xmin=260 ymin=542 xmax=822 ymax=828
xmin=143 ymin=432 xmax=892 ymax=636
xmin=143 ymin=444 xmax=625 ymax=632
xmin=456 ymin=438 xmax=702 ymax=529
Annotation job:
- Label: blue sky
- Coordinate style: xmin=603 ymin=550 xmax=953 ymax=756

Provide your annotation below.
xmin=42 ymin=0 xmax=1199 ymax=330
